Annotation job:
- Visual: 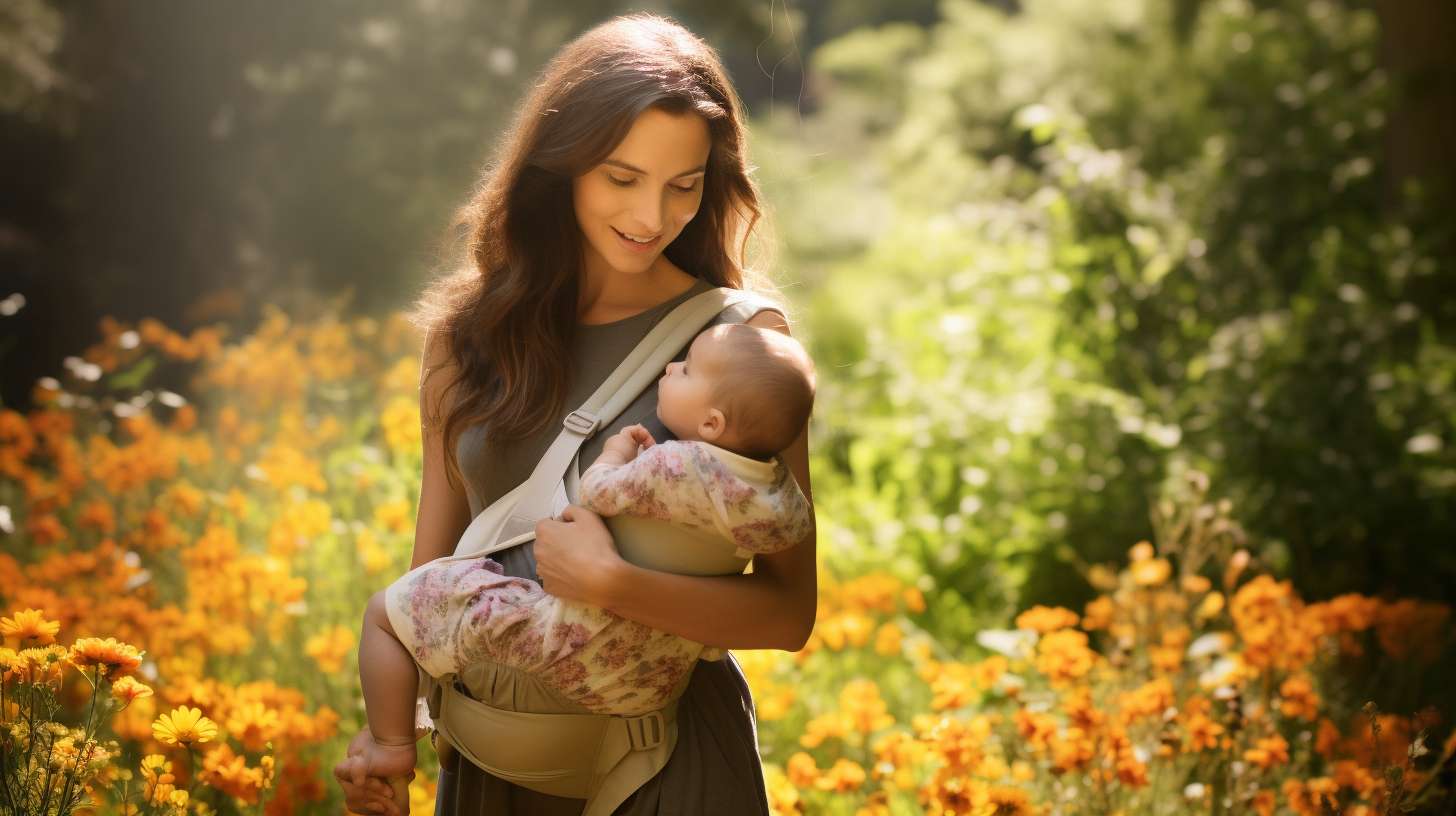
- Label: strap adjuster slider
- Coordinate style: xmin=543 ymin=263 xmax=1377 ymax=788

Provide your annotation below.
xmin=562 ymin=410 xmax=599 ymax=436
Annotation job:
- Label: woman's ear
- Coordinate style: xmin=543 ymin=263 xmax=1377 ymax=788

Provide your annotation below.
xmin=698 ymin=408 xmax=727 ymax=443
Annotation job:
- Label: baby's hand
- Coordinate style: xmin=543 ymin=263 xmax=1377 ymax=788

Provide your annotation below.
xmin=600 ymin=424 xmax=656 ymax=464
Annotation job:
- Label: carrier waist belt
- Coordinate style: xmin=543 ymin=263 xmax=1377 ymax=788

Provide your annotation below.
xmin=425 ymin=669 xmax=678 ymax=816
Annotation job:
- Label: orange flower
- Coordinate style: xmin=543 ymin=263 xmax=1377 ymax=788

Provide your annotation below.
xmin=1015 ymin=605 xmax=1080 ymax=633
xmin=1230 ymin=576 xmax=1321 ymax=672
xmin=304 ymin=626 xmax=355 ymax=674
xmin=1035 ymin=629 xmax=1097 ymax=684
xmin=112 ymin=676 xmax=154 ymax=707
xmin=25 ymin=514 xmax=67 ymax=546
xmin=814 ymin=758 xmax=866 ymax=793
xmin=1278 ymin=674 xmax=1320 ymax=721
xmin=1131 ymin=557 xmax=1172 ymax=587
xmin=226 ymin=701 xmax=282 ymax=752
xmin=1 ymin=608 xmax=61 ymax=645
xmin=1082 ymin=596 xmax=1114 ymax=630
xmin=68 ymin=637 xmax=144 ymax=678
xmin=786 ymin=752 xmax=818 ymax=787
xmin=1243 ymin=734 xmax=1289 ymax=769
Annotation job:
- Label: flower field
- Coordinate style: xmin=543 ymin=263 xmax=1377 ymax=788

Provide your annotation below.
xmin=2 ymin=308 xmax=1453 ymax=815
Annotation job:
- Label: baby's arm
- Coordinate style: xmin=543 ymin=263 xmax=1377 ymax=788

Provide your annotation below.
xmin=580 ymin=435 xmax=682 ymax=521
xmin=594 ymin=424 xmax=656 ymax=468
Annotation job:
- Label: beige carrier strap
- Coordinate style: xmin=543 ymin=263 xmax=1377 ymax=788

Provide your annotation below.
xmin=425 ymin=670 xmax=677 ymax=816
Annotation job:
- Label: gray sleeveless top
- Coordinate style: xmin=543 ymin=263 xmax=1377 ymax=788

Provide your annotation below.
xmin=435 ymin=277 xmax=775 ymax=815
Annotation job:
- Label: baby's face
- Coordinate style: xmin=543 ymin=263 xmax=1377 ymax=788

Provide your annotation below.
xmin=656 ymin=326 xmax=731 ymax=443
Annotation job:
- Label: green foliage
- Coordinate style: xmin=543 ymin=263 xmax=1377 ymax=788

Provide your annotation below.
xmin=760 ymin=0 xmax=1456 ymax=625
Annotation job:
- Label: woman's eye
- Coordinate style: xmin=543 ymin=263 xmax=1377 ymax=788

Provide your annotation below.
xmin=608 ymin=175 xmax=634 ymax=187
xmin=672 ymin=183 xmax=699 ymax=194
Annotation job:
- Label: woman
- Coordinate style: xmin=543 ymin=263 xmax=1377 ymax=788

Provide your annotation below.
xmin=333 ymin=13 xmax=816 ymax=815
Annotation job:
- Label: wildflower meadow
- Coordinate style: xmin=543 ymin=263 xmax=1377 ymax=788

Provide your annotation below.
xmin=2 ymin=305 xmax=1454 ymax=814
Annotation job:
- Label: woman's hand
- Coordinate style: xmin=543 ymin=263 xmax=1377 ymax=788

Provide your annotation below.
xmin=333 ymin=727 xmax=407 ymax=816
xmin=534 ymin=505 xmax=627 ymax=607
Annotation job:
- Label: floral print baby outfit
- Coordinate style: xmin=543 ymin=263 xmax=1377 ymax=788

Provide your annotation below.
xmin=384 ymin=440 xmax=811 ymax=716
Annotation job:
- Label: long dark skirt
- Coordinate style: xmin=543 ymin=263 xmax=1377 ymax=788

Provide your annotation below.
xmin=432 ymin=655 xmax=771 ymax=815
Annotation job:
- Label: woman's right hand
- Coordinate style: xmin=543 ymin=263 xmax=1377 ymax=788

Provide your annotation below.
xmin=334 ymin=726 xmax=408 ymax=816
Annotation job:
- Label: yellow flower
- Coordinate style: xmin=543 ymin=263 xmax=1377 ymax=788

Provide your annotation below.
xmin=1131 ymin=557 xmax=1172 ymax=587
xmin=1 ymin=608 xmax=61 ymax=645
xmin=813 ymin=758 xmax=866 ymax=793
xmin=69 ymin=637 xmax=145 ymax=678
xmin=152 ymin=706 xmax=218 ymax=746
xmin=873 ymin=622 xmax=903 ymax=656
xmin=112 ymin=676 xmax=154 ymax=707
xmin=305 ymin=625 xmax=355 ymax=674
xmin=1243 ymin=734 xmax=1290 ymax=768
xmin=785 ymin=752 xmax=819 ymax=787
xmin=225 ymin=701 xmax=282 ymax=753
xmin=1014 ymin=605 xmax=1080 ymax=633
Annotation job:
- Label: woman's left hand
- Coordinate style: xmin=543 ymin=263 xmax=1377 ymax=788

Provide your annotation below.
xmin=534 ymin=505 xmax=625 ymax=606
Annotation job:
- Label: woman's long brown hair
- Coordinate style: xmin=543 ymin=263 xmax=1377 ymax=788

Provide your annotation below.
xmin=411 ymin=13 xmax=770 ymax=490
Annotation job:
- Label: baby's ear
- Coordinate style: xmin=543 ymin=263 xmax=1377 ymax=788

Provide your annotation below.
xmin=698 ymin=408 xmax=727 ymax=442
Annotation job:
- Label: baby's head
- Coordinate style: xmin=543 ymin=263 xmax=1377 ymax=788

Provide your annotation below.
xmin=656 ymin=323 xmax=815 ymax=460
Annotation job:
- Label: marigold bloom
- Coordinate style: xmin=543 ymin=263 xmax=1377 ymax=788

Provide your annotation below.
xmin=1035 ymin=630 xmax=1097 ymax=684
xmin=1082 ymin=596 xmax=1114 ymax=630
xmin=1243 ymin=734 xmax=1290 ymax=768
xmin=1278 ymin=674 xmax=1320 ymax=721
xmin=1230 ymin=576 xmax=1321 ymax=672
xmin=814 ymin=757 xmax=866 ymax=793
xmin=786 ymin=751 xmax=819 ymax=787
xmin=874 ymin=621 xmax=903 ymax=656
xmin=152 ymin=706 xmax=218 ymax=746
xmin=1131 ymin=557 xmax=1172 ymax=587
xmin=1015 ymin=605 xmax=1080 ymax=633
xmin=1 ymin=608 xmax=61 ymax=645
xmin=69 ymin=636 xmax=144 ymax=678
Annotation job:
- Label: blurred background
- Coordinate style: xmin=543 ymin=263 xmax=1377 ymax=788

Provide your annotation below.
xmin=3 ymin=0 xmax=1456 ymax=811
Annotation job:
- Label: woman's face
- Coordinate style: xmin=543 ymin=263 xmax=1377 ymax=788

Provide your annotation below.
xmin=573 ymin=106 xmax=711 ymax=278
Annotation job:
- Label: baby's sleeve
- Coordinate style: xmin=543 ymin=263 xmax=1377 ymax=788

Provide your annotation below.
xmin=578 ymin=443 xmax=687 ymax=522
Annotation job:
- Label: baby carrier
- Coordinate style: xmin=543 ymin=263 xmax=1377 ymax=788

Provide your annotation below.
xmin=414 ymin=286 xmax=780 ymax=816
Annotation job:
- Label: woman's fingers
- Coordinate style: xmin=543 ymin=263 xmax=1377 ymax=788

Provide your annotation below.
xmin=557 ymin=504 xmax=604 ymax=528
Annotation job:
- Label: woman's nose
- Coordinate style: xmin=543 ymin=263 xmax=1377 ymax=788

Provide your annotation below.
xmin=628 ymin=191 xmax=666 ymax=234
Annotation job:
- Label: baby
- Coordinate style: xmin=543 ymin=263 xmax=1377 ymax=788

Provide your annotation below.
xmin=340 ymin=322 xmax=816 ymax=808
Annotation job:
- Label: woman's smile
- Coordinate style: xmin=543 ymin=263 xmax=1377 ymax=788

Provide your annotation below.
xmin=612 ymin=226 xmax=662 ymax=253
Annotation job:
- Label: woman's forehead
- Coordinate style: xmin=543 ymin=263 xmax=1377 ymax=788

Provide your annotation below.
xmin=607 ymin=108 xmax=710 ymax=174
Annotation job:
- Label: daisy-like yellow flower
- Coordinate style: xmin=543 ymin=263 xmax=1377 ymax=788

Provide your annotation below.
xmin=152 ymin=706 xmax=219 ymax=747
xmin=69 ymin=636 xmax=144 ymax=678
xmin=112 ymin=675 xmax=155 ymax=707
xmin=1 ymin=608 xmax=61 ymax=645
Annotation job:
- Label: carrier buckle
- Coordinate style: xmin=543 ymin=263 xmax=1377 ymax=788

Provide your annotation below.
xmin=626 ymin=710 xmax=665 ymax=751
xmin=562 ymin=410 xmax=599 ymax=436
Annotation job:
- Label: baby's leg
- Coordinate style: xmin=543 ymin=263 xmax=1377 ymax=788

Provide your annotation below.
xmin=353 ymin=589 xmax=420 ymax=798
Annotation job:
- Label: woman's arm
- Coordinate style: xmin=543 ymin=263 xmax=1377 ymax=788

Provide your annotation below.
xmin=534 ymin=310 xmax=817 ymax=652
xmin=411 ymin=329 xmax=473 ymax=569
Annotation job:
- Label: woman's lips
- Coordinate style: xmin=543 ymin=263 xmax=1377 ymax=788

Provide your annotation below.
xmin=613 ymin=227 xmax=661 ymax=253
